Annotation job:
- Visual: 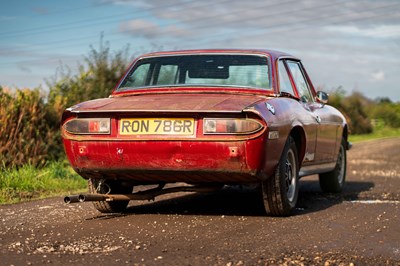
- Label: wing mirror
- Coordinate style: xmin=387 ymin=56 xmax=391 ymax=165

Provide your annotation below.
xmin=316 ymin=91 xmax=329 ymax=105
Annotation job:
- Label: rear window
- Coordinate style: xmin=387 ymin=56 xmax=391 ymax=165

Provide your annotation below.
xmin=117 ymin=54 xmax=271 ymax=91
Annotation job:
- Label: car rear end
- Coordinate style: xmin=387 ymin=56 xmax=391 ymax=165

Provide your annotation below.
xmin=62 ymin=107 xmax=268 ymax=184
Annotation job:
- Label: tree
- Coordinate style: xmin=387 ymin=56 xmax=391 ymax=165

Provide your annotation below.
xmin=47 ymin=37 xmax=131 ymax=111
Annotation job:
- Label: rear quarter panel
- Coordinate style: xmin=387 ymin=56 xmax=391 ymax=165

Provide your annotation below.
xmin=246 ymin=97 xmax=313 ymax=178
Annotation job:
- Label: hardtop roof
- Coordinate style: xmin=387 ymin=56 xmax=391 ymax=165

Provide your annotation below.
xmin=138 ymin=49 xmax=299 ymax=61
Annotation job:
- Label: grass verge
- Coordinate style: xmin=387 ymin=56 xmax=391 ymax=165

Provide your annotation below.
xmin=0 ymin=161 xmax=86 ymax=204
xmin=349 ymin=126 xmax=400 ymax=143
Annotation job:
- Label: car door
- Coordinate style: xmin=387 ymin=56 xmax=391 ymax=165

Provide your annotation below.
xmin=285 ymin=60 xmax=338 ymax=163
xmin=278 ymin=59 xmax=317 ymax=165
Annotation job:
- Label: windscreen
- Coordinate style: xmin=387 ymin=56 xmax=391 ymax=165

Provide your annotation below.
xmin=117 ymin=54 xmax=271 ymax=91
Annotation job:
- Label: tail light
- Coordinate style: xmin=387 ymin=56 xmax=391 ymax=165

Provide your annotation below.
xmin=203 ymin=118 xmax=263 ymax=135
xmin=64 ymin=118 xmax=111 ymax=135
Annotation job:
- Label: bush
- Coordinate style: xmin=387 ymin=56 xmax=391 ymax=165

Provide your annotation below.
xmin=328 ymin=89 xmax=373 ymax=134
xmin=369 ymin=99 xmax=400 ymax=128
xmin=0 ymin=40 xmax=131 ymax=168
xmin=0 ymin=87 xmax=60 ymax=167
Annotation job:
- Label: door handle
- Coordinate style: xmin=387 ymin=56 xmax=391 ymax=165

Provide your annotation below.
xmin=315 ymin=115 xmax=321 ymax=123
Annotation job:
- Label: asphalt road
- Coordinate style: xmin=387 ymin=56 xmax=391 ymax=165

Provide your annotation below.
xmin=1 ymin=138 xmax=399 ymax=265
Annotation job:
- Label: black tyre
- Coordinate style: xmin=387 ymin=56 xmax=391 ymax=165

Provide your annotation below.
xmin=262 ymin=136 xmax=299 ymax=216
xmin=319 ymin=138 xmax=347 ymax=193
xmin=88 ymin=178 xmax=132 ymax=213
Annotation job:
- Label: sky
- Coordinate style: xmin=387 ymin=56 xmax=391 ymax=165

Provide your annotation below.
xmin=0 ymin=0 xmax=399 ymax=101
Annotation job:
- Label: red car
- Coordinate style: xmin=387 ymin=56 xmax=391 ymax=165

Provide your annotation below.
xmin=62 ymin=49 xmax=350 ymax=216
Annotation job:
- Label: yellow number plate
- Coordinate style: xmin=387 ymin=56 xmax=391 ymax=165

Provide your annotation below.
xmin=119 ymin=118 xmax=195 ymax=135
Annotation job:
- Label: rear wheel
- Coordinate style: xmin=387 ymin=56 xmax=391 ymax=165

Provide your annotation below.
xmin=262 ymin=136 xmax=299 ymax=216
xmin=88 ymin=178 xmax=133 ymax=213
xmin=319 ymin=138 xmax=347 ymax=193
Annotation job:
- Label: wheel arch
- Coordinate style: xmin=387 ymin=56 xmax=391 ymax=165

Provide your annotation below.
xmin=289 ymin=126 xmax=306 ymax=168
xmin=340 ymin=123 xmax=353 ymax=151
xmin=343 ymin=123 xmax=349 ymax=141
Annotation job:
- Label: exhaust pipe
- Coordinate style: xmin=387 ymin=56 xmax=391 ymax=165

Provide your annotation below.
xmin=64 ymin=184 xmax=222 ymax=204
xmin=64 ymin=193 xmax=113 ymax=204
xmin=78 ymin=194 xmax=109 ymax=202
xmin=64 ymin=195 xmax=80 ymax=204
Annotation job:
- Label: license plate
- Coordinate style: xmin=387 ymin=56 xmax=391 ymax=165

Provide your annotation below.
xmin=119 ymin=118 xmax=195 ymax=135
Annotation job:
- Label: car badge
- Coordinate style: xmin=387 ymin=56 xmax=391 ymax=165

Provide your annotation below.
xmin=266 ymin=103 xmax=275 ymax=115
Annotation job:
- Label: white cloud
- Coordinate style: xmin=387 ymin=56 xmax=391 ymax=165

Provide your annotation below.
xmin=119 ymin=19 xmax=191 ymax=39
xmin=370 ymin=70 xmax=385 ymax=81
xmin=326 ymin=25 xmax=400 ymax=39
xmin=119 ymin=19 xmax=161 ymax=38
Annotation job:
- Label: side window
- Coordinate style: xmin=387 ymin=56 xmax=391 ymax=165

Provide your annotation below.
xmin=278 ymin=60 xmax=295 ymax=96
xmin=121 ymin=63 xmax=150 ymax=88
xmin=158 ymin=65 xmax=179 ymax=85
xmin=287 ymin=61 xmax=313 ymax=103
